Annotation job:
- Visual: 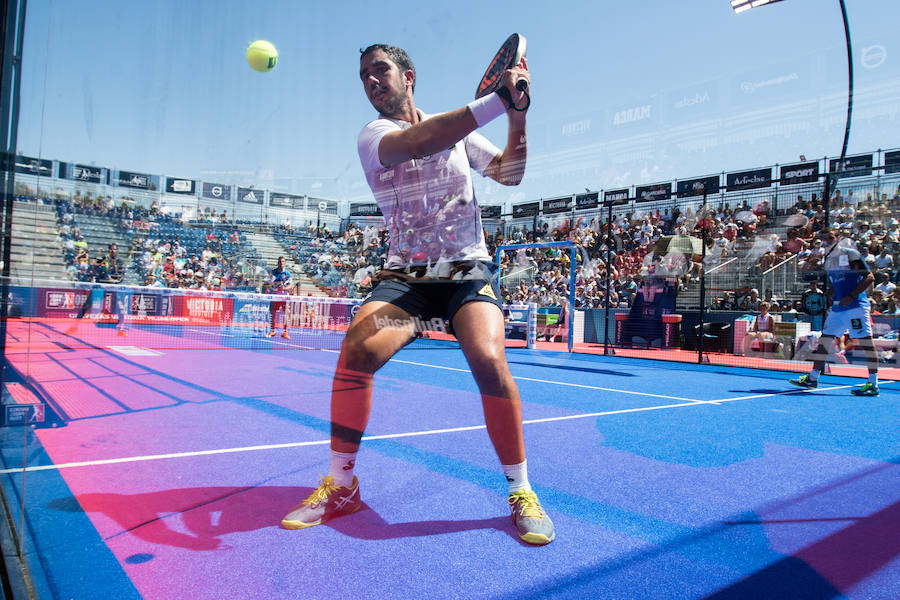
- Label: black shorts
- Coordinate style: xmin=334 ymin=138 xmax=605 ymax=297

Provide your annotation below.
xmin=363 ymin=263 xmax=502 ymax=327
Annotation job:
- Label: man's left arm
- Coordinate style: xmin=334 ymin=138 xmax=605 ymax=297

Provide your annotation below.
xmin=483 ymin=64 xmax=529 ymax=187
xmin=484 ymin=111 xmax=527 ymax=186
xmin=840 ymin=259 xmax=875 ymax=305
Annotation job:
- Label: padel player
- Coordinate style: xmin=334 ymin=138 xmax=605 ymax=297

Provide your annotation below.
xmin=281 ymin=44 xmax=555 ymax=544
xmin=790 ymin=228 xmax=880 ymax=395
xmin=267 ymin=256 xmax=292 ymax=338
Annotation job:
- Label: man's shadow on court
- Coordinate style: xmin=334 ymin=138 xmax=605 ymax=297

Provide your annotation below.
xmin=49 ymin=485 xmax=514 ymax=551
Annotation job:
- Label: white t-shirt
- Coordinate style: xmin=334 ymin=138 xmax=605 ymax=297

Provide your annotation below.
xmin=357 ymin=110 xmax=500 ymax=276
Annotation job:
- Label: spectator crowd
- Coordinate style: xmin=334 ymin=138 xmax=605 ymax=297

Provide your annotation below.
xmin=20 ymin=181 xmax=900 ymax=321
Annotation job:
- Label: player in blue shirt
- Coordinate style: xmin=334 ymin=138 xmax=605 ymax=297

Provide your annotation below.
xmin=267 ymin=256 xmax=293 ymax=339
xmin=790 ymin=228 xmax=879 ymax=395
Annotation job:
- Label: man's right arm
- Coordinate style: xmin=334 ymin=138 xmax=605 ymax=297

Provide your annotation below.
xmin=376 ymin=108 xmax=479 ymax=168
xmin=375 ymin=62 xmax=530 ymax=168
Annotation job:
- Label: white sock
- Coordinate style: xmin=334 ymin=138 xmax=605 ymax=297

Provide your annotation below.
xmin=868 ymin=372 xmax=878 ymax=385
xmin=809 ymin=369 xmax=820 ymax=382
xmin=502 ymin=460 xmax=532 ymax=494
xmin=329 ymin=450 xmax=357 ymax=487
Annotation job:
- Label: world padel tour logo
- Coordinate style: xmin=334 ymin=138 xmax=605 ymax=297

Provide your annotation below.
xmin=740 ymin=72 xmax=799 ymax=94
xmin=46 ymin=291 xmax=84 ymax=309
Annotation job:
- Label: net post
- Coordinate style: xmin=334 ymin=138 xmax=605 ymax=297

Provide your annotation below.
xmin=526 ymin=303 xmax=537 ymax=349
xmin=569 ymin=244 xmax=575 ymax=352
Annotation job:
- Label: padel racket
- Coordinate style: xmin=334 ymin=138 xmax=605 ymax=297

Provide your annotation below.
xmin=475 ymin=33 xmax=529 ymax=110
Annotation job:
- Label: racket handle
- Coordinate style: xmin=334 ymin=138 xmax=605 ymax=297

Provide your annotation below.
xmin=497 ymin=84 xmax=530 ymax=112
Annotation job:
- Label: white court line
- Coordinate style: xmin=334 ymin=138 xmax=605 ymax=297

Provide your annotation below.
xmin=188 ymin=328 xmax=698 ymax=403
xmin=0 ymin=383 xmax=869 ymax=476
xmin=388 ymin=358 xmax=699 ymax=403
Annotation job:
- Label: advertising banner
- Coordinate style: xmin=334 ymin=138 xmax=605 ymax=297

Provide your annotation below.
xmin=635 ymin=183 xmax=672 ymax=203
xmin=117 ymin=170 xmax=154 ymax=190
xmin=542 ymin=196 xmax=572 ymax=215
xmin=14 ymin=155 xmax=53 ymax=177
xmin=726 ymin=168 xmax=772 ymax=191
xmin=62 ymin=163 xmax=105 ymax=184
xmin=166 ymin=177 xmax=197 ymax=195
xmin=575 ymin=192 xmax=599 ymax=210
xmin=269 ymin=193 xmax=303 ymax=208
xmin=828 ymin=154 xmax=873 ymax=179
xmin=886 ymin=150 xmax=900 ymax=175
xmin=780 ymin=161 xmax=819 ymax=185
xmin=237 ymin=187 xmax=264 ymax=204
xmin=512 ymin=202 xmax=540 ymax=218
xmin=202 ymin=182 xmax=232 ymax=201
xmin=349 ymin=203 xmax=383 ymax=217
xmin=603 ymin=189 xmax=629 ymax=206
xmin=676 ymin=175 xmax=720 ymax=198
xmin=174 ymin=294 xmax=234 ymax=326
xmin=309 ymin=197 xmax=338 ymax=214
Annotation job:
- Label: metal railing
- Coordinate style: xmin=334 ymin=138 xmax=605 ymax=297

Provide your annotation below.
xmin=760 ymin=254 xmax=799 ymax=299
xmin=500 ymin=264 xmax=537 ymax=288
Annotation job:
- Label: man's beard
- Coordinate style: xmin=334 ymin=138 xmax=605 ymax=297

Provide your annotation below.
xmin=376 ymin=86 xmax=408 ymax=117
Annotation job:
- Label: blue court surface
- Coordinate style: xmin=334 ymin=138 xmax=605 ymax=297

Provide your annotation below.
xmin=1 ymin=321 xmax=898 ymax=599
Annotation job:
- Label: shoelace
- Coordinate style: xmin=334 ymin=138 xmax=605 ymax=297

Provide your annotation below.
xmin=509 ymin=491 xmax=545 ymax=519
xmin=303 ymin=476 xmax=338 ymax=506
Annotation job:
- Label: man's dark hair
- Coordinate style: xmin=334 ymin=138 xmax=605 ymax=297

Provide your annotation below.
xmin=360 ymin=44 xmax=415 ymax=91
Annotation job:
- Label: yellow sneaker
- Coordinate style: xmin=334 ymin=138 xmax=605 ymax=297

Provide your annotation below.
xmin=508 ymin=489 xmax=555 ymax=545
xmin=281 ymin=475 xmax=361 ymax=529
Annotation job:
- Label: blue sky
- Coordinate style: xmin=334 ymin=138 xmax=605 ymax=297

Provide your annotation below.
xmin=15 ymin=0 xmax=900 ymax=208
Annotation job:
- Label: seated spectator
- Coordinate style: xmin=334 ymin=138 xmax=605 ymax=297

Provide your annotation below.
xmin=884 ymin=297 xmax=900 ymax=315
xmin=712 ymin=291 xmax=737 ymax=310
xmin=875 ymin=272 xmax=896 ymax=297
xmin=753 ymin=200 xmax=770 ymax=227
xmin=744 ymin=301 xmax=779 ymax=356
xmin=619 ymin=274 xmax=638 ymax=302
xmin=106 ymin=243 xmax=125 ymax=283
xmin=91 ymin=256 xmax=111 ymax=283
xmin=783 ymin=229 xmax=807 ymax=254
xmin=875 ymin=248 xmax=894 ymax=272
xmin=869 ymin=289 xmax=886 ymax=314
xmin=751 ymin=252 xmax=776 ymax=275
xmin=740 ymin=288 xmax=761 ymax=312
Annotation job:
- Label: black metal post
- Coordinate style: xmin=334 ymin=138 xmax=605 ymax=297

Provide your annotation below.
xmin=604 ymin=198 xmax=612 ymax=355
xmin=838 ymin=0 xmax=853 ymax=163
xmin=697 ymin=191 xmax=708 ymax=363
xmin=0 ymin=0 xmax=27 ymax=391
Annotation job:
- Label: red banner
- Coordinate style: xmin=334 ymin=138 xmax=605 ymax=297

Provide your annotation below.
xmin=175 ymin=295 xmax=234 ymax=326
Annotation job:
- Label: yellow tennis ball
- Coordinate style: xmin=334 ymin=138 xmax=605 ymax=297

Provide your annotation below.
xmin=246 ymin=40 xmax=278 ymax=73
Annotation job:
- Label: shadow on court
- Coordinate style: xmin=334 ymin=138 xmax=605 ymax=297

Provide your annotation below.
xmin=48 ymin=485 xmax=516 ymax=551
xmin=507 ymin=359 xmax=637 ymax=378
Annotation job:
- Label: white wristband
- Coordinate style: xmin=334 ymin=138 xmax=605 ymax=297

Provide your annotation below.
xmin=467 ymin=92 xmax=507 ymax=128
